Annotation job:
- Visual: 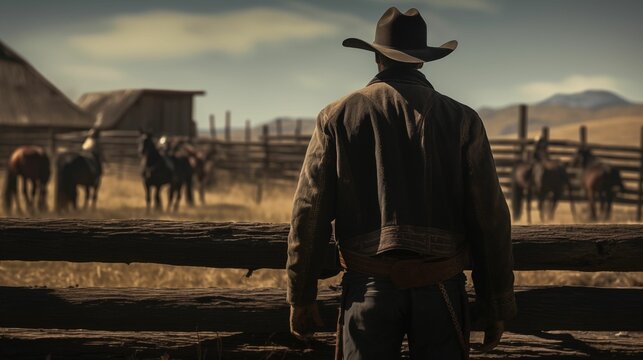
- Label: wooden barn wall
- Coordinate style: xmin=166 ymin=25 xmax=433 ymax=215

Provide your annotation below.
xmin=116 ymin=94 xmax=193 ymax=137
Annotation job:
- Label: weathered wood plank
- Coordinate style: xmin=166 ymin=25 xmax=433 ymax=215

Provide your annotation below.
xmin=1 ymin=329 xmax=641 ymax=360
xmin=1 ymin=220 xmax=642 ymax=271
xmin=0 ymin=286 xmax=641 ymax=332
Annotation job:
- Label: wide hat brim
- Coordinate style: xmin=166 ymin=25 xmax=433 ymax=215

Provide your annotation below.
xmin=342 ymin=38 xmax=458 ymax=63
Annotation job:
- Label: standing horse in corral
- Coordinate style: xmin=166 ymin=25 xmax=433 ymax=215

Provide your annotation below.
xmin=55 ymin=129 xmax=103 ymax=212
xmin=158 ymin=136 xmax=204 ymax=205
xmin=572 ymin=147 xmax=625 ymax=221
xmin=511 ymin=155 xmax=576 ymax=223
xmin=139 ymin=133 xmax=192 ymax=212
xmin=3 ymin=146 xmax=50 ymax=214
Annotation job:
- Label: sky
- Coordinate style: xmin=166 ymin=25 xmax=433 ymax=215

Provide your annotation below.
xmin=1 ymin=0 xmax=642 ymax=129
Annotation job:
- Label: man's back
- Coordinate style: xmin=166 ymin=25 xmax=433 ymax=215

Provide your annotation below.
xmin=316 ymin=68 xmax=509 ymax=260
xmin=287 ymin=7 xmax=515 ymax=359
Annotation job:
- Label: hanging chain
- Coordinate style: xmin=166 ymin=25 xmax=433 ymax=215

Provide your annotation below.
xmin=438 ymin=282 xmax=468 ymax=357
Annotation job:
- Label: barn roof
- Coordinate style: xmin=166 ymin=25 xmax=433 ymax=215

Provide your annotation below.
xmin=0 ymin=40 xmax=94 ymax=128
xmin=77 ymin=89 xmax=205 ymax=130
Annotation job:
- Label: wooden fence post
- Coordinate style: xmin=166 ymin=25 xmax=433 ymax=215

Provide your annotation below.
xmin=245 ymin=119 xmax=252 ymax=177
xmin=541 ymin=126 xmax=549 ymax=141
xmin=638 ymin=126 xmax=643 ymax=221
xmin=295 ymin=119 xmax=302 ymax=142
xmin=256 ymin=125 xmax=270 ymax=204
xmin=518 ymin=104 xmax=528 ymax=161
xmin=579 ymin=125 xmax=587 ymax=148
xmin=209 ymin=114 xmax=216 ymax=139
xmin=225 ymin=111 xmax=231 ymax=142
xmin=245 ymin=120 xmax=251 ymax=143
xmin=276 ymin=118 xmax=282 ymax=139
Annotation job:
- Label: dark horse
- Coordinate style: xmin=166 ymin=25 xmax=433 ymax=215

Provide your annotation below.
xmin=159 ymin=136 xmax=205 ymax=205
xmin=139 ymin=133 xmax=192 ymax=212
xmin=572 ymin=147 xmax=625 ymax=221
xmin=512 ymin=156 xmax=576 ymax=223
xmin=55 ymin=129 xmax=103 ymax=212
xmin=3 ymin=146 xmax=50 ymax=214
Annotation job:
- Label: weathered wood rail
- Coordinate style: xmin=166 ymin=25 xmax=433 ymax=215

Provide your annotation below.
xmin=1 ymin=219 xmax=642 ymax=359
xmin=1 ymin=219 xmax=642 ymax=271
xmin=1 ymin=286 xmax=641 ymax=332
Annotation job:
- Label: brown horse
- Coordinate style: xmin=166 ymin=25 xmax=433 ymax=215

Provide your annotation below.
xmin=3 ymin=146 xmax=50 ymax=214
xmin=572 ymin=147 xmax=625 ymax=221
xmin=512 ymin=157 xmax=576 ymax=223
xmin=55 ymin=129 xmax=103 ymax=212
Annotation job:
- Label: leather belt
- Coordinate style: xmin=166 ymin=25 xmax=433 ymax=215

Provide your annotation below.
xmin=338 ymin=248 xmax=468 ymax=289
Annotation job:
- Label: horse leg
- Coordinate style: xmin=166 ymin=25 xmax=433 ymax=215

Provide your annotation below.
xmin=71 ymin=185 xmax=78 ymax=210
xmin=37 ymin=179 xmax=47 ymax=212
xmin=144 ymin=183 xmax=151 ymax=213
xmin=199 ymin=174 xmax=206 ymax=205
xmin=30 ymin=179 xmax=37 ymax=213
xmin=21 ymin=176 xmax=31 ymax=212
xmin=155 ymin=186 xmax=162 ymax=211
xmin=13 ymin=176 xmax=23 ymax=214
xmin=174 ymin=182 xmax=183 ymax=212
xmin=526 ymin=187 xmax=532 ymax=224
xmin=550 ymin=190 xmax=561 ymax=221
xmin=167 ymin=185 xmax=174 ymax=212
xmin=604 ymin=191 xmax=614 ymax=221
xmin=537 ymin=191 xmax=546 ymax=223
xmin=588 ymin=191 xmax=597 ymax=222
xmin=84 ymin=186 xmax=91 ymax=209
xmin=92 ymin=179 xmax=100 ymax=211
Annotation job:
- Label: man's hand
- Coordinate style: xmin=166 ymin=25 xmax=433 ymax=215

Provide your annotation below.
xmin=289 ymin=302 xmax=324 ymax=340
xmin=473 ymin=320 xmax=504 ymax=352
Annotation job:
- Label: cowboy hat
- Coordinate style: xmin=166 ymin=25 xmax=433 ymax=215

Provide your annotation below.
xmin=343 ymin=7 xmax=457 ymax=63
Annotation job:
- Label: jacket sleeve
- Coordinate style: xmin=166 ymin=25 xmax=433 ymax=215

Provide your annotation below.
xmin=286 ymin=113 xmax=337 ymax=305
xmin=462 ymin=112 xmax=517 ymax=325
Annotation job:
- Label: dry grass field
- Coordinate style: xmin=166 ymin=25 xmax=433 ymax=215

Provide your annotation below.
xmin=1 ymin=169 xmax=641 ymax=290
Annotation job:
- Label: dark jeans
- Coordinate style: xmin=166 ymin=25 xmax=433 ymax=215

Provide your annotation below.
xmin=340 ymin=271 xmax=468 ymax=360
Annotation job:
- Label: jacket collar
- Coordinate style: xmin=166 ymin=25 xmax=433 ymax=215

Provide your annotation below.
xmin=367 ymin=68 xmax=434 ymax=89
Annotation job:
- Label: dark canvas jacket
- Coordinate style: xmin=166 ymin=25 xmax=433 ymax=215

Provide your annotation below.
xmin=287 ymin=68 xmax=516 ymax=323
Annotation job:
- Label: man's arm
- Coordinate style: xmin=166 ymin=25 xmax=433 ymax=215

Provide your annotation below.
xmin=462 ymin=113 xmax=517 ymax=326
xmin=287 ymin=113 xmax=336 ymax=306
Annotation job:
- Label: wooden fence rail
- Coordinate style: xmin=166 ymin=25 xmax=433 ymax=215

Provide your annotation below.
xmin=1 ymin=219 xmax=642 ymax=272
xmin=1 ymin=219 xmax=642 ymax=359
xmin=1 ymin=286 xmax=641 ymax=332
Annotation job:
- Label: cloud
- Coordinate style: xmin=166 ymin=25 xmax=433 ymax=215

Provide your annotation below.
xmin=292 ymin=73 xmax=328 ymax=90
xmin=426 ymin=0 xmax=497 ymax=13
xmin=373 ymin=0 xmax=497 ymax=13
xmin=63 ymin=64 xmax=125 ymax=81
xmin=69 ymin=8 xmax=340 ymax=60
xmin=519 ymin=75 xmax=623 ymax=100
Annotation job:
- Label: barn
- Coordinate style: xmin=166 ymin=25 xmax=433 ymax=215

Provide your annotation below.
xmin=0 ymin=40 xmax=94 ymax=167
xmin=77 ymin=89 xmax=205 ymax=137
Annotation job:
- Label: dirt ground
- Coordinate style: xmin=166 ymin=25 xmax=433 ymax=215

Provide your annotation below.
xmin=1 ymin=172 xmax=641 ymax=289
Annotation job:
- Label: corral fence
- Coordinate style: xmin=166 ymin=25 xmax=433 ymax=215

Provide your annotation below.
xmin=0 ymin=219 xmax=642 ymax=359
xmin=1 ymin=106 xmax=642 ymax=217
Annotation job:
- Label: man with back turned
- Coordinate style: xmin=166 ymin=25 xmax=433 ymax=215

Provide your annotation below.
xmin=287 ymin=7 xmax=516 ymax=359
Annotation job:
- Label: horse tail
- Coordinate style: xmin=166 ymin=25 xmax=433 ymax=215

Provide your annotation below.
xmin=511 ymin=170 xmax=523 ymax=221
xmin=3 ymin=168 xmax=17 ymax=213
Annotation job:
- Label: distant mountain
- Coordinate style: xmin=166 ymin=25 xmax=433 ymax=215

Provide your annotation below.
xmin=539 ymin=90 xmax=631 ymax=109
xmin=479 ymin=90 xmax=642 ymax=136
